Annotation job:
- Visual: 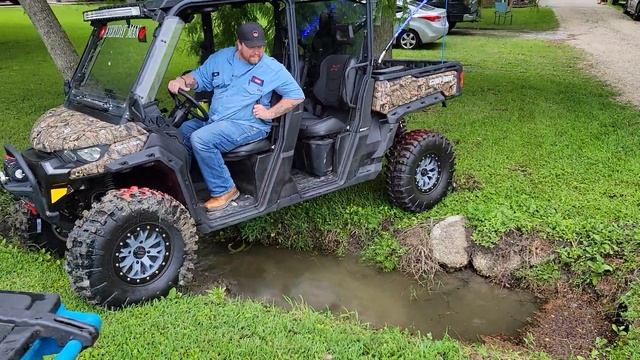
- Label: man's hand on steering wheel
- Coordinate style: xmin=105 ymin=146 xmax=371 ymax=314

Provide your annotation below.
xmin=167 ymin=76 xmax=209 ymax=127
xmin=170 ymin=89 xmax=209 ymax=121
xmin=168 ymin=76 xmax=191 ymax=94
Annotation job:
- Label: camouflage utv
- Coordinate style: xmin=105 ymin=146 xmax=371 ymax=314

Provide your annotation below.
xmin=1 ymin=0 xmax=462 ymax=308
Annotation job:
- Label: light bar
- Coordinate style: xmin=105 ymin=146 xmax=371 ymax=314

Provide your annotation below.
xmin=83 ymin=6 xmax=141 ymax=21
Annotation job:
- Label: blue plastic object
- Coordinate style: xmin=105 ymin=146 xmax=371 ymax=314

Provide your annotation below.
xmin=494 ymin=0 xmax=513 ymax=24
xmin=19 ymin=304 xmax=102 ymax=360
xmin=0 ymin=291 xmax=101 ymax=360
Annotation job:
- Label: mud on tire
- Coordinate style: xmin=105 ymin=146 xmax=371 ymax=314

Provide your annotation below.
xmin=385 ymin=129 xmax=455 ymax=212
xmin=384 ymin=119 xmax=406 ymax=166
xmin=65 ymin=187 xmax=198 ymax=308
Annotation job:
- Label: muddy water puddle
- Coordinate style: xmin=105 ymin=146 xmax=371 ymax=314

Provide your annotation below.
xmin=191 ymin=244 xmax=538 ymax=341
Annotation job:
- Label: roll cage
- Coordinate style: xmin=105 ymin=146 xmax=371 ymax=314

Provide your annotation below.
xmin=68 ymin=0 xmax=375 ymax=127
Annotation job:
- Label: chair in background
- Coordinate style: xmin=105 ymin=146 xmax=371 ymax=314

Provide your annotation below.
xmin=494 ymin=0 xmax=513 ymax=24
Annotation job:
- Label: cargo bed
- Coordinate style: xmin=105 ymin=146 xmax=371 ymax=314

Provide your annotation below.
xmin=372 ymin=59 xmax=463 ymax=122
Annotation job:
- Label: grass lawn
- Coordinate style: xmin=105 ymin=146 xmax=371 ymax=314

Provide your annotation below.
xmin=456 ymin=7 xmax=559 ymax=31
xmin=1 ymin=4 xmax=640 ymax=358
xmin=608 ymin=1 xmax=626 ymax=11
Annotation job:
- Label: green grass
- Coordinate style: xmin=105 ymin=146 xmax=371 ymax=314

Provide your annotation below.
xmin=0 ymin=241 xmax=468 ymax=359
xmin=0 ymin=6 xmax=474 ymax=359
xmin=456 ymin=7 xmax=559 ymax=31
xmin=607 ymin=1 xmax=626 ymax=12
xmin=1 ymin=4 xmax=640 ymax=357
xmin=244 ymin=34 xmax=640 ymax=287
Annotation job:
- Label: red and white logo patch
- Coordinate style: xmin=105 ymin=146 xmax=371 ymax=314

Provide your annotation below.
xmin=250 ymin=75 xmax=264 ymax=86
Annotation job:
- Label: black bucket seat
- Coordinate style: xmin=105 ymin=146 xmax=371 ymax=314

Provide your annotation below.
xmin=299 ymin=54 xmax=357 ymax=138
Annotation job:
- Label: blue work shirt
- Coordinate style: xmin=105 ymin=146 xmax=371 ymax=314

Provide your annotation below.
xmin=192 ymin=47 xmax=304 ymax=133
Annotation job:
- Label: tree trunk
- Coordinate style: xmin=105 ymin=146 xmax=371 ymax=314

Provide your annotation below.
xmin=373 ymin=0 xmax=395 ymax=63
xmin=19 ymin=0 xmax=79 ymax=80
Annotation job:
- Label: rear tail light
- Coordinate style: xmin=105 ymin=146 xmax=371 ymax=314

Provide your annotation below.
xmin=417 ymin=14 xmax=443 ymax=22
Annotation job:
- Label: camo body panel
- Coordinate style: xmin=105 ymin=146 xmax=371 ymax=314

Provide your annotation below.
xmin=30 ymin=106 xmax=148 ymax=152
xmin=29 ymin=106 xmax=149 ymax=179
xmin=371 ymin=71 xmax=458 ymax=114
xmin=70 ymin=135 xmax=147 ymax=179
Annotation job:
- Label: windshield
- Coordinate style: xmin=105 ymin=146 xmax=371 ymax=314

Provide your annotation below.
xmin=70 ymin=19 xmax=156 ymax=116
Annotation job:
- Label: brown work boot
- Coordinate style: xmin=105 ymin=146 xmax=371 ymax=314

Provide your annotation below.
xmin=204 ymin=186 xmax=239 ymax=211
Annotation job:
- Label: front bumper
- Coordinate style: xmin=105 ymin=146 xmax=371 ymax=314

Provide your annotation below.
xmin=2 ymin=145 xmax=60 ymax=223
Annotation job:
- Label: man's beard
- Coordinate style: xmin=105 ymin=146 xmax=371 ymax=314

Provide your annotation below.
xmin=247 ymin=55 xmax=260 ymax=64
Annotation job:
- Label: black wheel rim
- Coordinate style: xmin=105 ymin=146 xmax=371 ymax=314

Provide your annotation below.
xmin=414 ymin=153 xmax=441 ymax=192
xmin=114 ymin=223 xmax=172 ymax=285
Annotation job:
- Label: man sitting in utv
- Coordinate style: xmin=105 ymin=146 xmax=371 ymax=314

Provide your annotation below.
xmin=168 ymin=22 xmax=305 ymax=211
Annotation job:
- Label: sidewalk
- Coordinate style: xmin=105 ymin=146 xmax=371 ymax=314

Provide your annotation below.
xmin=541 ymin=0 xmax=640 ymax=107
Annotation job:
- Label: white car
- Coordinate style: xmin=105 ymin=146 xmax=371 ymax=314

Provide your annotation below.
xmin=395 ymin=1 xmax=449 ymax=49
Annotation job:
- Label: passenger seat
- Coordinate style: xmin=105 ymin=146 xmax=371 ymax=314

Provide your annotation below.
xmin=299 ymin=54 xmax=357 ymax=138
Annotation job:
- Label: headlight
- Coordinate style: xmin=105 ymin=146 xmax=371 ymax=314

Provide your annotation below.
xmin=76 ymin=147 xmax=103 ymax=162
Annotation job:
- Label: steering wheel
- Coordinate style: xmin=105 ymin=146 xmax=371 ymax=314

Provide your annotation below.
xmin=169 ymin=88 xmax=209 ymax=127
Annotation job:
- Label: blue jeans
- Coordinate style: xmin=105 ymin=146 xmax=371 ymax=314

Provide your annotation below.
xmin=180 ymin=119 xmax=268 ymax=196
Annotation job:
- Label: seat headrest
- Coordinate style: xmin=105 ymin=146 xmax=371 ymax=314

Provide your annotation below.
xmin=313 ymin=55 xmax=355 ymax=109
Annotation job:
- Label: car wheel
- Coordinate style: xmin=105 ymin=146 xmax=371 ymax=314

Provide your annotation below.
xmin=7 ymin=200 xmax=67 ymax=255
xmin=397 ymin=29 xmax=421 ymax=50
xmin=385 ymin=129 xmax=455 ymax=212
xmin=635 ymin=3 xmax=640 ymax=20
xmin=65 ymin=187 xmax=198 ymax=308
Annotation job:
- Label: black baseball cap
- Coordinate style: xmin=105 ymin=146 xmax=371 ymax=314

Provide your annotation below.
xmin=237 ymin=22 xmax=266 ymax=48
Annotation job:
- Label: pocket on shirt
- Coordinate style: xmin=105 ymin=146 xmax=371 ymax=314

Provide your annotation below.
xmin=245 ymin=83 xmax=264 ymax=96
xmin=213 ymin=78 xmax=227 ymax=91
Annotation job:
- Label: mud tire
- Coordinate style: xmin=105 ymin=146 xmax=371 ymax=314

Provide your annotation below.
xmin=384 ymin=119 xmax=407 ymax=166
xmin=385 ymin=129 xmax=455 ymax=212
xmin=65 ymin=187 xmax=198 ymax=308
xmin=6 ymin=200 xmax=66 ymax=255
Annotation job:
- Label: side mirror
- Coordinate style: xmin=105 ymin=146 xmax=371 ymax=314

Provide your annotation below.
xmin=335 ymin=24 xmax=354 ymax=45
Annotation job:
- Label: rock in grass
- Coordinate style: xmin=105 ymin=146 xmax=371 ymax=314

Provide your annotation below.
xmin=472 ymin=250 xmax=523 ymax=278
xmin=429 ymin=215 xmax=469 ymax=269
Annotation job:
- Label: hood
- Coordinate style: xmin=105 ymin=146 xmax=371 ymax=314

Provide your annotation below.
xmin=30 ymin=106 xmax=148 ymax=153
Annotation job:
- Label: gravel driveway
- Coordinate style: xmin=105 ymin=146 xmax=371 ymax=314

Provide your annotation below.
xmin=541 ymin=0 xmax=640 ymax=107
